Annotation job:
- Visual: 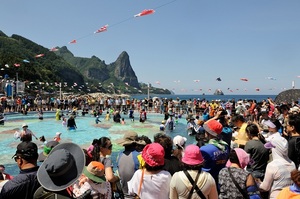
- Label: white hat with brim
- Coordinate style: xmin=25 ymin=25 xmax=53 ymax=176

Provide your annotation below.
xmin=290 ymin=106 xmax=300 ymax=113
xmin=37 ymin=143 xmax=85 ymax=191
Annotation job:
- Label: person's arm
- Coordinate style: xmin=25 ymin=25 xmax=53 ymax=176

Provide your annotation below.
xmin=169 ymin=173 xmax=178 ymax=199
xmin=205 ymin=110 xmax=222 ymax=124
xmin=30 ymin=130 xmax=38 ymax=140
xmin=104 ymin=166 xmax=119 ymax=182
xmin=258 ymin=164 xmax=274 ymax=192
xmin=246 ymin=174 xmax=262 ymax=199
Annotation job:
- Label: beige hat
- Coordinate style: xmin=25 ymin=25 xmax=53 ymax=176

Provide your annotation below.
xmin=116 ymin=131 xmax=145 ymax=146
xmin=290 ymin=106 xmax=300 ymax=113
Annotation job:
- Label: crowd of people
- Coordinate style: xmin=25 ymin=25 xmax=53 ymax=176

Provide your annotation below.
xmin=0 ymin=95 xmax=300 ymax=199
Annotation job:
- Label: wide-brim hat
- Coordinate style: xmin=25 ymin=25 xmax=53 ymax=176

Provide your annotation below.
xmin=37 ymin=142 xmax=85 ymax=191
xmin=116 ymin=131 xmax=145 ymax=146
xmin=182 ymin=145 xmax=204 ymax=165
xmin=82 ymin=161 xmax=106 ymax=183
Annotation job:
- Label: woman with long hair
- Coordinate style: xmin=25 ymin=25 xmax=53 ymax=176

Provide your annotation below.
xmin=92 ymin=137 xmax=119 ymax=183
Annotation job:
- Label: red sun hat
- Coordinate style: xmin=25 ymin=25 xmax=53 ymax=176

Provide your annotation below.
xmin=203 ymin=120 xmax=223 ymax=137
xmin=142 ymin=143 xmax=165 ymax=167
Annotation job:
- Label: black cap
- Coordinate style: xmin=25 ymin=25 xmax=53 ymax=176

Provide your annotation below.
xmin=14 ymin=141 xmax=38 ymax=160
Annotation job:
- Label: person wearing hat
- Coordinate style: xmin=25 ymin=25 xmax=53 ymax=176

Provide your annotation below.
xmin=34 ymin=142 xmax=85 ymax=198
xmin=262 ymin=118 xmax=282 ymax=142
xmin=219 ymin=148 xmax=261 ymax=199
xmin=160 ymin=120 xmax=166 ymax=131
xmin=116 ymin=131 xmax=144 ymax=194
xmin=1 ymin=141 xmax=40 ymax=199
xmin=38 ymin=141 xmax=59 ymax=162
xmin=20 ymin=123 xmax=38 ymax=142
xmin=258 ymin=136 xmax=296 ymax=199
xmin=186 ymin=117 xmax=197 ymax=135
xmin=127 ymin=143 xmax=171 ymax=199
xmin=172 ymin=135 xmax=187 ymax=161
xmin=200 ymin=119 xmax=230 ymax=188
xmin=154 ymin=133 xmax=183 ymax=176
xmin=170 ymin=145 xmax=218 ymax=199
xmin=53 ymin=132 xmax=62 ymax=142
xmin=73 ymin=161 xmax=111 ymax=198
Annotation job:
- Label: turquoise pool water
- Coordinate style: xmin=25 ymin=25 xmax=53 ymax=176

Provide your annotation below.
xmin=0 ymin=111 xmax=195 ymax=176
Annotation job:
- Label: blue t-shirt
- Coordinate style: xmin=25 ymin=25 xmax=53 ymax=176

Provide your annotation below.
xmin=200 ymin=143 xmax=229 ymax=184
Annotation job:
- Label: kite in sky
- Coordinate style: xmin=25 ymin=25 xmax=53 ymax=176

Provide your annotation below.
xmin=255 ymin=88 xmax=260 ymax=91
xmin=134 ymin=9 xmax=155 ymax=17
xmin=50 ymin=47 xmax=58 ymax=52
xmin=94 ymin=25 xmax=108 ymax=33
xmin=69 ymin=40 xmax=77 ymax=44
xmin=216 ymin=77 xmax=222 ymax=81
xmin=266 ymin=77 xmax=276 ymax=80
xmin=155 ymin=81 xmax=161 ymax=85
xmin=193 ymin=80 xmax=200 ymax=83
xmin=35 ymin=54 xmax=44 ymax=58
xmin=240 ymin=78 xmax=248 ymax=81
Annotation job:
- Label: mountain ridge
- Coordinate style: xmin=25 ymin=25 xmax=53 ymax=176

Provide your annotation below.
xmin=0 ymin=30 xmax=171 ymax=95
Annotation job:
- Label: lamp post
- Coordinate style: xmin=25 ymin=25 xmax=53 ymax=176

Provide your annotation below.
xmin=16 ymin=72 xmax=18 ymax=95
xmin=147 ymin=83 xmax=150 ymax=101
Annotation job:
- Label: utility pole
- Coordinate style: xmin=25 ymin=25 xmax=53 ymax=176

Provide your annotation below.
xmin=16 ymin=72 xmax=18 ymax=94
xmin=59 ymin=82 xmax=62 ymax=99
xmin=147 ymin=83 xmax=150 ymax=101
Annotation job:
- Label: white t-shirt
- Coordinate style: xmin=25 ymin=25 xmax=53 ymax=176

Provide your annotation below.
xmin=128 ymin=169 xmax=171 ymax=199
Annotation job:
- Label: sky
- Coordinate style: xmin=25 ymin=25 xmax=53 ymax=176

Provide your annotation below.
xmin=1 ymin=0 xmax=300 ymax=95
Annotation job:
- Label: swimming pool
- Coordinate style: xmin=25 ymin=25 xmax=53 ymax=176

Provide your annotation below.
xmin=0 ymin=111 xmax=195 ymax=176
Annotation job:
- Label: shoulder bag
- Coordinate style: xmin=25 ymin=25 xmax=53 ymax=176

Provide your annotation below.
xmin=134 ymin=169 xmax=144 ymax=199
xmin=228 ymin=167 xmax=249 ymax=199
xmin=183 ymin=170 xmax=206 ymax=199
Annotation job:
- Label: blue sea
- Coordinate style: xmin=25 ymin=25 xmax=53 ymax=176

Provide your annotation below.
xmin=131 ymin=94 xmax=277 ymax=102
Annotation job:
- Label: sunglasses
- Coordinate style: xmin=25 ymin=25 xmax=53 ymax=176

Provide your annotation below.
xmin=14 ymin=156 xmax=21 ymax=162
